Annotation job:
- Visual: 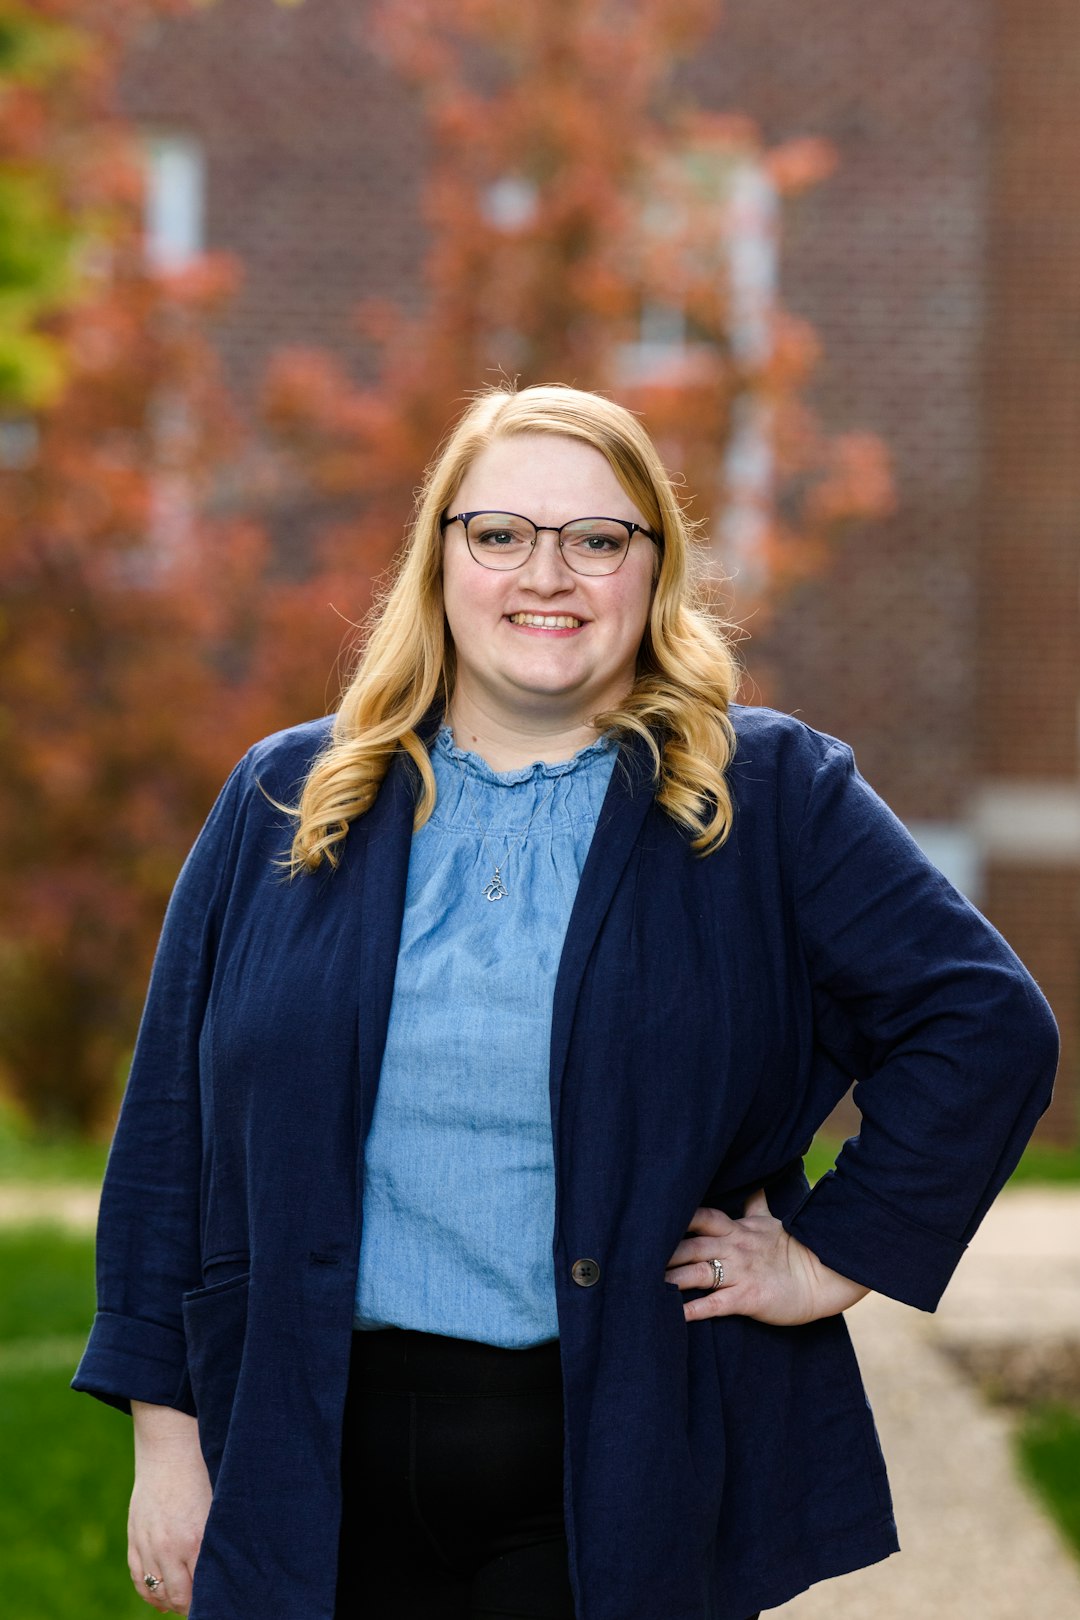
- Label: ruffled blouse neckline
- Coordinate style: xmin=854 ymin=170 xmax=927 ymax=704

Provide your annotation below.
xmin=435 ymin=724 xmax=614 ymax=787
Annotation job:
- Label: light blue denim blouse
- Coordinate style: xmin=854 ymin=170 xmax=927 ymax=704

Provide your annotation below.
xmin=354 ymin=724 xmax=619 ymax=1346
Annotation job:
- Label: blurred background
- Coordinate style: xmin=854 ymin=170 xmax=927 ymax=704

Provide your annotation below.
xmin=0 ymin=1 xmax=1077 ymax=1615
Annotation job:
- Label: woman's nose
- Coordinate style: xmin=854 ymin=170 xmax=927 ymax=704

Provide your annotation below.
xmin=518 ymin=529 xmax=574 ymax=591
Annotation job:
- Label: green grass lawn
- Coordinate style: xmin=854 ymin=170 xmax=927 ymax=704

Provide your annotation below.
xmin=1015 ymin=1403 xmax=1080 ymax=1561
xmin=0 ymin=1227 xmax=139 ymax=1619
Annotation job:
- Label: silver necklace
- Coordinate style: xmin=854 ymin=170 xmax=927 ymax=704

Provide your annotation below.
xmin=455 ymin=761 xmax=558 ymax=902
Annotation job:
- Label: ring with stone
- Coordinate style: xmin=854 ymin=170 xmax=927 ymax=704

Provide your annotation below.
xmin=707 ymin=1257 xmax=725 ymax=1292
xmin=144 ymin=1574 xmax=163 ymax=1592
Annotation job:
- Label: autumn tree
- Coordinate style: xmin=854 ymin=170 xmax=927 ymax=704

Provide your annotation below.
xmin=0 ymin=0 xmax=894 ymax=1133
xmin=0 ymin=0 xmax=299 ymax=1131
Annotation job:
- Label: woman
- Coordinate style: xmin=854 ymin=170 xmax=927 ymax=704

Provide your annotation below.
xmin=73 ymin=382 xmax=1058 ymax=1620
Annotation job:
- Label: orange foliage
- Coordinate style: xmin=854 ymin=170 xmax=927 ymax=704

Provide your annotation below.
xmin=0 ymin=0 xmax=304 ymax=1129
xmin=261 ymin=0 xmax=894 ymax=624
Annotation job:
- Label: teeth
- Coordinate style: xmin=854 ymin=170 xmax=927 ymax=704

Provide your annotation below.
xmin=509 ymin=613 xmax=583 ymax=628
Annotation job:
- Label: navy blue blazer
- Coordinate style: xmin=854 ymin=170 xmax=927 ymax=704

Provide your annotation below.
xmin=73 ymin=703 xmax=1058 ymax=1620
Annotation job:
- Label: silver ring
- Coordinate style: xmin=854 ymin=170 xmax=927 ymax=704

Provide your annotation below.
xmin=707 ymin=1257 xmax=725 ymax=1292
xmin=144 ymin=1574 xmax=163 ymax=1592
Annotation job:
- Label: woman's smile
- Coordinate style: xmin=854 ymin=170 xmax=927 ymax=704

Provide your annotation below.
xmin=506 ymin=612 xmax=586 ymax=632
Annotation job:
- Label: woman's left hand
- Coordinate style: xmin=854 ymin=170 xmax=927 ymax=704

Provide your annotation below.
xmin=664 ymin=1189 xmax=870 ymax=1325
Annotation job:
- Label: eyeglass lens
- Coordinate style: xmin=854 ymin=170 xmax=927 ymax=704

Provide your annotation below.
xmin=464 ymin=513 xmax=630 ymax=574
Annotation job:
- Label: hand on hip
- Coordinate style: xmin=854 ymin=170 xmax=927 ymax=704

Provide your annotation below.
xmin=664 ymin=1188 xmax=870 ymax=1325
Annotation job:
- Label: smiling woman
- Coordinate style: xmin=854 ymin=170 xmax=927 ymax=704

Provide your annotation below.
xmin=73 ymin=382 xmax=1058 ymax=1620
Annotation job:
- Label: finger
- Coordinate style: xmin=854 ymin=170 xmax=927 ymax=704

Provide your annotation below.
xmin=173 ymin=1557 xmax=197 ymax=1616
xmin=129 ymin=1554 xmax=181 ymax=1614
xmin=131 ymin=1576 xmax=171 ymax=1613
xmin=156 ymin=1565 xmax=192 ymax=1616
xmin=683 ymin=1206 xmax=738 ymax=1238
xmin=666 ymin=1229 xmax=744 ymax=1269
xmin=664 ymin=1258 xmax=729 ymax=1293
xmin=665 ymin=1239 xmax=710 ymax=1269
xmin=684 ymin=1284 xmax=748 ymax=1320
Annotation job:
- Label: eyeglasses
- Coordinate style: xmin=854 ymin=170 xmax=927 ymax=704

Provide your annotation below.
xmin=440 ymin=510 xmax=662 ymax=576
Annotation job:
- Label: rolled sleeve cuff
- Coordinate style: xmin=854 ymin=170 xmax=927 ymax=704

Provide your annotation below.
xmin=783 ymin=1170 xmax=968 ymax=1312
xmin=70 ymin=1310 xmax=196 ymax=1417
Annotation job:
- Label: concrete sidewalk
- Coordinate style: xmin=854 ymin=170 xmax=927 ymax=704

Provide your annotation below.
xmin=0 ymin=1183 xmax=100 ymax=1230
xmin=773 ymin=1189 xmax=1080 ymax=1618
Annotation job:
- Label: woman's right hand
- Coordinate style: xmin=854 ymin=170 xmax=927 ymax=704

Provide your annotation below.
xmin=129 ymin=1401 xmax=212 ymax=1616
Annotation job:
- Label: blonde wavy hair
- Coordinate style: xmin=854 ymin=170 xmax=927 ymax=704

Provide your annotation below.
xmin=286 ymin=382 xmax=741 ymax=874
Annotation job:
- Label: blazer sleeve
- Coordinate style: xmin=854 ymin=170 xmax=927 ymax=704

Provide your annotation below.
xmin=70 ymin=755 xmax=249 ymax=1416
xmin=781 ymin=738 xmax=1059 ymax=1312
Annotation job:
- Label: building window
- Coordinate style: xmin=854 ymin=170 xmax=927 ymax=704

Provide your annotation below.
xmin=141 ymin=133 xmax=205 ymax=271
xmin=129 ymin=134 xmax=205 ymax=565
xmin=615 ymin=152 xmax=779 ymax=588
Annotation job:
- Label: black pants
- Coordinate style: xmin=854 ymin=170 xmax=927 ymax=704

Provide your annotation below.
xmin=334 ymin=1326 xmax=760 ymax=1620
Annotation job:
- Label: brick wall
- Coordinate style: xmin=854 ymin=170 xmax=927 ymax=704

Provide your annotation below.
xmin=974 ymin=0 xmax=1080 ymax=1138
xmin=117 ymin=0 xmax=1078 ymax=1139
xmin=689 ymin=0 xmax=994 ymax=825
xmin=120 ymin=0 xmax=429 ymax=400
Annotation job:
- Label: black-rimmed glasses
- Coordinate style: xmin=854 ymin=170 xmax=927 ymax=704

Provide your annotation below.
xmin=440 ymin=510 xmax=661 ymax=576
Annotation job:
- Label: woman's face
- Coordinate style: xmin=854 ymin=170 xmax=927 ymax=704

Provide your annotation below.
xmin=442 ymin=433 xmax=657 ymax=729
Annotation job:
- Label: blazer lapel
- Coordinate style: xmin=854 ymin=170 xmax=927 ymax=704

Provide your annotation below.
xmin=549 ymin=732 xmax=657 ymax=1101
xmin=351 ymin=748 xmax=417 ymax=1146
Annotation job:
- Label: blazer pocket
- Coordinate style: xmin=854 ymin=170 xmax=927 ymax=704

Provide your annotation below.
xmin=188 ymin=1248 xmax=251 ymax=1293
xmin=182 ymin=1269 xmax=251 ymax=1483
xmin=183 ymin=1267 xmax=251 ymax=1303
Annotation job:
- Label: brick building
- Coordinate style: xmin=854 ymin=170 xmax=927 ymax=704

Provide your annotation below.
xmin=119 ymin=0 xmax=1079 ymax=1138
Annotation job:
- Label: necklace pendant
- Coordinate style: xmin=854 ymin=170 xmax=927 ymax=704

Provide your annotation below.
xmin=483 ymin=867 xmax=509 ymax=902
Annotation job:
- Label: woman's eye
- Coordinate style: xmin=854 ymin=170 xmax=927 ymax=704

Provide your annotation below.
xmin=569 ymin=532 xmax=622 ymax=552
xmin=477 ymin=530 xmax=522 ymax=546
